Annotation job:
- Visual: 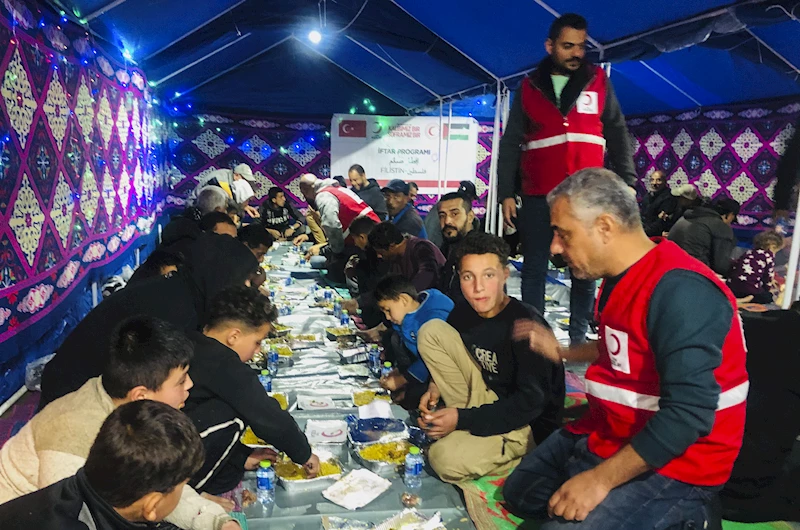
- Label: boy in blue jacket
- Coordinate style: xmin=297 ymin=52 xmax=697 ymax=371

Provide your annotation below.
xmin=375 ymin=275 xmax=454 ymax=409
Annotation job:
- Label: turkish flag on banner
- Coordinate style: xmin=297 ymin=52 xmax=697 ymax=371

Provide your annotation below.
xmin=338 ymin=120 xmax=367 ymax=138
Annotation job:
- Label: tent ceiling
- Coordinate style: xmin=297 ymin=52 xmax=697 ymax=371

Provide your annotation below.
xmin=53 ymin=0 xmax=800 ymax=116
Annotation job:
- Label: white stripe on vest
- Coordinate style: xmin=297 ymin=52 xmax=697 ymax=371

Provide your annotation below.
xmin=586 ymin=380 xmax=749 ymax=412
xmin=342 ymin=206 xmax=376 ymax=239
xmin=522 ymin=132 xmax=607 ymax=151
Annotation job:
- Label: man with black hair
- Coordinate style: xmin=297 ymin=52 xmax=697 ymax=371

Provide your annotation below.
xmin=41 ymin=233 xmax=258 ymax=407
xmin=199 ymin=211 xmax=238 ymax=237
xmin=0 ymin=317 xmax=239 ymax=530
xmin=237 ymin=223 xmax=274 ymax=262
xmin=383 ymin=179 xmax=426 ymax=238
xmin=669 ymin=196 xmax=739 ymax=276
xmin=342 ymin=222 xmax=445 ymax=320
xmin=415 ymin=231 xmax=565 ymax=483
xmin=259 ymin=187 xmax=304 ymax=240
xmin=0 ymin=400 xmax=207 ymax=530
xmin=185 ymin=286 xmax=320 ymax=495
xmin=128 ymin=248 xmax=183 ymax=284
xmin=408 ymin=182 xmax=419 ymax=204
xmin=348 ymin=164 xmax=388 ymax=220
xmin=437 ymin=192 xmax=477 ymax=302
xmin=498 ymin=13 xmax=635 ymax=346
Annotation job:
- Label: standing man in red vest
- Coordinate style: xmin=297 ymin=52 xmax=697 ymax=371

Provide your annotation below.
xmin=498 ymin=14 xmax=635 ymax=345
xmin=293 ymin=173 xmax=381 ymax=282
xmin=503 ymin=168 xmax=748 ymax=528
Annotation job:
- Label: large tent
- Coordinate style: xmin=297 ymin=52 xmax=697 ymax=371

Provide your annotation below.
xmin=53 ymin=0 xmax=800 ymax=118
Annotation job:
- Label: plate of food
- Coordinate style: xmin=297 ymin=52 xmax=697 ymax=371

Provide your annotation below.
xmin=352 ymin=441 xmax=411 ymax=477
xmin=352 ymin=390 xmax=392 ymax=407
xmin=271 ymin=323 xmax=292 ymax=337
xmin=274 ymin=451 xmax=343 ymax=493
xmin=240 ymin=426 xmax=276 ymax=449
xmin=326 ymin=326 xmax=357 ymax=342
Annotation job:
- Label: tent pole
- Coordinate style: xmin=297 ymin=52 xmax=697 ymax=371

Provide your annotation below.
xmin=639 ymin=61 xmax=702 ymax=107
xmin=486 ymin=82 xmax=503 ymax=234
xmin=744 ymin=28 xmax=800 ymax=75
xmin=178 ymin=36 xmax=294 ymax=98
xmin=386 ymin=0 xmax=500 ymax=83
xmin=345 ymin=36 xmax=442 ymax=99
xmin=85 ymin=0 xmax=129 ymax=21
xmin=781 ymin=190 xmax=800 ymax=309
xmin=442 ymin=100 xmax=452 ymax=200
xmin=153 ymin=33 xmax=253 ymax=86
xmin=295 ymin=38 xmax=411 ymax=111
xmin=438 ymin=99 xmax=444 ymax=197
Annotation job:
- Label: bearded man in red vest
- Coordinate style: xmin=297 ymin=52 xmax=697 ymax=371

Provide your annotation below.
xmin=497 ymin=13 xmax=636 ymax=347
xmin=293 ymin=173 xmax=381 ymax=282
xmin=503 ymin=168 xmax=748 ymax=529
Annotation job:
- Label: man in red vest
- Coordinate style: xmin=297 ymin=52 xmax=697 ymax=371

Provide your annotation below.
xmin=503 ymin=168 xmax=748 ymax=529
xmin=293 ymin=173 xmax=380 ymax=282
xmin=497 ymin=13 xmax=635 ymax=346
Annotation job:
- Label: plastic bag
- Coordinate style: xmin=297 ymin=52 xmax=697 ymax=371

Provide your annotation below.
xmin=25 ymin=354 xmax=55 ymax=392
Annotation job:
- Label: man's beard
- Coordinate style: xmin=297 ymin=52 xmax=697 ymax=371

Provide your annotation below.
xmin=443 ymin=225 xmax=467 ymax=243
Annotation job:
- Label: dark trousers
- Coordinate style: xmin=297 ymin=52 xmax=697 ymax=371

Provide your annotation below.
xmin=519 ymin=196 xmax=595 ymax=344
xmin=504 ymin=430 xmax=718 ymax=529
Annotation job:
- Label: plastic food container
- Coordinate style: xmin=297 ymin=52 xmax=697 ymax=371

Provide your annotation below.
xmin=275 ymin=451 xmax=343 ymax=493
xmin=350 ymin=441 xmax=410 ymax=478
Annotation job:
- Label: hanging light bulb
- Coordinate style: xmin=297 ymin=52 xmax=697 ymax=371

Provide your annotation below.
xmin=308 ymin=30 xmax=322 ymax=44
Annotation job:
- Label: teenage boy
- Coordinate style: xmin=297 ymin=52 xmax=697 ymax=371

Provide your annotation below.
xmin=259 ymin=187 xmax=304 ymax=240
xmin=0 ymin=317 xmax=238 ymax=530
xmin=375 ymin=275 xmax=454 ymax=409
xmin=0 ymin=400 xmax=206 ymax=530
xmin=416 ymin=231 xmax=565 ymax=483
xmin=200 ymin=211 xmax=238 ymax=237
xmin=185 ymin=286 xmax=320 ymax=495
xmin=237 ymin=223 xmax=274 ymax=262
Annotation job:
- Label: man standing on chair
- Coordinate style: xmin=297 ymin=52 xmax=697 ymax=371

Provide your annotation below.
xmin=497 ymin=13 xmax=635 ymax=345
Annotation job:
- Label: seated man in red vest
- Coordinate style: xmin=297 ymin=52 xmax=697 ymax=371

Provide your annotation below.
xmin=503 ymin=168 xmax=748 ymax=529
xmin=293 ymin=173 xmax=380 ymax=283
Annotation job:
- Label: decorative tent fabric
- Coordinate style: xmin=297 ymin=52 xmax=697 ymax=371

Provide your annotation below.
xmin=627 ymin=97 xmax=800 ymax=236
xmin=0 ymin=7 xmax=166 ymax=402
xmin=165 ymin=113 xmax=497 ymax=219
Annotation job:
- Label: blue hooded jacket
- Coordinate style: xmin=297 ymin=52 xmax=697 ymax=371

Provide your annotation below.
xmin=393 ymin=288 xmax=454 ymax=382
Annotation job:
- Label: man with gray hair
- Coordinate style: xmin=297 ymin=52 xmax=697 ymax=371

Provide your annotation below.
xmin=503 ymin=168 xmax=748 ymax=529
xmin=196 ymin=186 xmax=229 ymax=216
xmin=192 ymin=163 xmax=260 ymax=219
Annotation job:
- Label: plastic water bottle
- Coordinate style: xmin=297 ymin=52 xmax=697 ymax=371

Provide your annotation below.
xmin=258 ymin=370 xmax=272 ymax=392
xmin=256 ymin=460 xmax=275 ymax=507
xmin=340 ymin=310 xmax=350 ymax=327
xmin=381 ymin=361 xmax=393 ymax=378
xmin=368 ymin=345 xmax=381 ymax=376
xmin=402 ymin=446 xmax=423 ymax=507
xmin=324 ymin=288 xmax=333 ymax=301
xmin=333 ymin=298 xmax=342 ymax=319
xmin=267 ymin=346 xmax=279 ymax=376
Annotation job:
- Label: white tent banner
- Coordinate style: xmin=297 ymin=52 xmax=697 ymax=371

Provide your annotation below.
xmin=330 ymin=114 xmax=478 ymax=195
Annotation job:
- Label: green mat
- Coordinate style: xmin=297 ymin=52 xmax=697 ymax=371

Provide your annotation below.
xmin=229 ymin=511 xmax=249 ymax=530
xmin=723 ymin=522 xmax=798 ymax=530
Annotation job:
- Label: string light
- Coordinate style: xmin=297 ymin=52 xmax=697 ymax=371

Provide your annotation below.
xmin=349 ymin=107 xmax=356 ymax=114
xmin=368 ymin=105 xmax=376 ymax=113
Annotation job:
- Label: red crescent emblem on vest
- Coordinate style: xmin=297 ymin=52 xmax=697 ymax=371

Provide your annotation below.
xmin=582 ymin=92 xmax=594 ymax=107
xmin=608 ymin=333 xmax=621 ymax=356
xmin=321 ymin=429 xmax=343 ymax=438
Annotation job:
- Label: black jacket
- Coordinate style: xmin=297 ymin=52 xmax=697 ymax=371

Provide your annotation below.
xmin=0 ymin=469 xmax=155 ymax=530
xmin=40 ymin=234 xmax=258 ymax=408
xmin=259 ymin=201 xmax=304 ymax=233
xmin=497 ymin=57 xmax=636 ymax=201
xmin=774 ymin=116 xmax=800 ymax=211
xmin=668 ymin=206 xmax=735 ymax=275
xmin=184 ymin=333 xmax=312 ymax=465
xmin=353 ymin=179 xmax=388 ymax=220
xmin=642 ymin=188 xmax=679 ymax=237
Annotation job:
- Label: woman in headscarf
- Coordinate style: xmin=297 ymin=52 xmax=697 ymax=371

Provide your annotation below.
xmin=39 ymin=233 xmax=258 ymax=408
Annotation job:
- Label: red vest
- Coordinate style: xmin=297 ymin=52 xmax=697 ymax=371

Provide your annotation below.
xmin=317 ymin=185 xmax=380 ymax=243
xmin=567 ymin=240 xmax=749 ymax=486
xmin=520 ymin=66 xmax=607 ymax=196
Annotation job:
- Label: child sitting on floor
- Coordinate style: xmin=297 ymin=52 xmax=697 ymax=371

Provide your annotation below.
xmin=374 ymin=275 xmax=454 ymax=410
xmin=0 ymin=400 xmax=206 ymax=530
xmin=728 ymin=230 xmax=784 ymax=304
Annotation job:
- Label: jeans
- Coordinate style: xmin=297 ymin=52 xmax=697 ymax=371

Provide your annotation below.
xmin=504 ymin=430 xmax=718 ymax=529
xmin=518 ymin=196 xmax=595 ymax=344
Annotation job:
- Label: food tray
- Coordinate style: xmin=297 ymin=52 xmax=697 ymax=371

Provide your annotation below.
xmin=347 ymin=416 xmax=409 ymax=445
xmin=240 ymin=426 xmax=277 ymax=449
xmin=351 ymin=390 xmax=392 ymax=407
xmin=276 ymin=452 xmax=343 ymax=494
xmin=305 ymin=420 xmax=348 ymax=444
xmin=350 ymin=444 xmax=404 ymax=478
xmin=296 ymin=395 xmax=337 ymax=410
xmin=338 ymin=346 xmax=369 ymax=365
xmin=338 ymin=365 xmax=371 ymax=378
xmin=268 ymin=392 xmax=290 ymax=411
xmin=322 ymin=469 xmax=392 ymax=510
xmin=271 ymin=324 xmax=292 ymax=337
xmin=289 ymin=333 xmax=324 ymax=350
xmin=326 ymin=327 xmax=358 ymax=342
xmin=375 ymin=509 xmax=444 ymax=530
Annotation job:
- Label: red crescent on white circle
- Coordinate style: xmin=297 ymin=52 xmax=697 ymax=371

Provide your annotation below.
xmin=309 ymin=400 xmax=330 ymax=407
xmin=582 ymin=93 xmax=593 ymax=106
xmin=321 ymin=429 xmax=343 ymax=438
xmin=608 ymin=333 xmax=621 ymax=356
xmin=428 ymin=125 xmax=438 ymax=137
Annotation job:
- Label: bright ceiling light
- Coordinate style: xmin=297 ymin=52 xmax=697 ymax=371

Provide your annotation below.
xmin=308 ymin=30 xmax=322 ymax=44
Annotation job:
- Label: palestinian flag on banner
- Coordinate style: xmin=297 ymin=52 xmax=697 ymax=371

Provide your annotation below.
xmin=443 ymin=123 xmax=470 ymax=141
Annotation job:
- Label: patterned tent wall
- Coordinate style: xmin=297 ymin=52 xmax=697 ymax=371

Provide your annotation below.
xmin=165 ymin=113 xmax=496 ymax=219
xmin=0 ymin=7 xmax=166 ymax=403
xmin=627 ymin=98 xmax=800 ymax=236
